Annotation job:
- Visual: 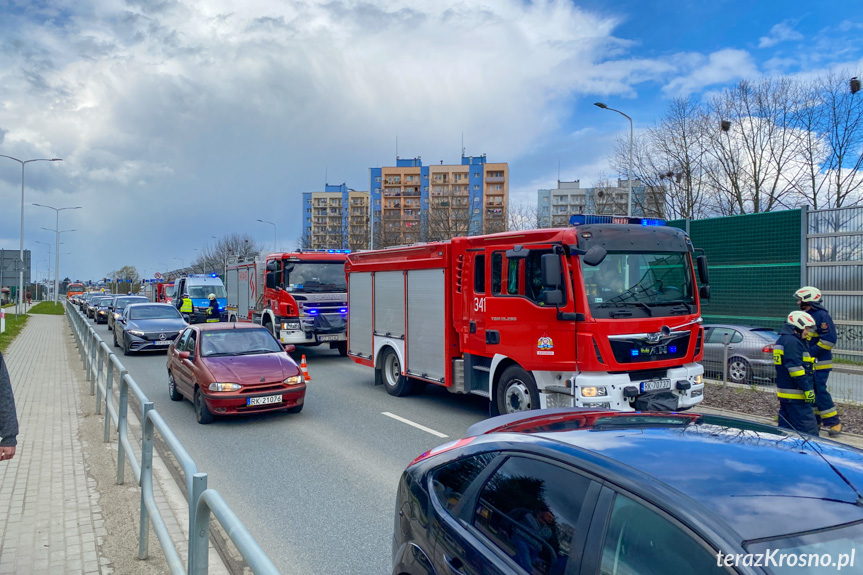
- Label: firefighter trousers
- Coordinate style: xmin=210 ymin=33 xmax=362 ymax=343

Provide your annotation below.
xmin=778 ymin=400 xmax=819 ymax=436
xmin=813 ymin=369 xmax=840 ymax=427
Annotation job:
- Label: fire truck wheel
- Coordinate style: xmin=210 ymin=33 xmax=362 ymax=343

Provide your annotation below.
xmin=263 ymin=318 xmax=275 ymax=338
xmin=496 ymin=366 xmax=540 ymax=414
xmin=378 ymin=347 xmax=412 ymax=396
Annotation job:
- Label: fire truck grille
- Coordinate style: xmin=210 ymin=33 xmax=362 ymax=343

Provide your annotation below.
xmin=301 ymin=302 xmax=347 ymax=315
xmin=609 ymin=333 xmax=690 ymax=364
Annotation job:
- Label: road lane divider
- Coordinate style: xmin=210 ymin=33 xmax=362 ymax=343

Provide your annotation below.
xmin=382 ymin=412 xmax=449 ymax=438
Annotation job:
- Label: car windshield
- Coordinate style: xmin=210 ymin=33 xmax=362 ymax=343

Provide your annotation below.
xmin=96 ymin=298 xmax=112 ymax=307
xmin=117 ymin=297 xmax=147 ymax=310
xmin=747 ymin=521 xmax=863 ymax=574
xmin=283 ymin=261 xmax=347 ymax=293
xmin=582 ymin=251 xmax=696 ymax=319
xmin=199 ymin=328 xmax=283 ymax=357
xmin=188 ymin=285 xmax=226 ymax=299
xmin=128 ymin=305 xmax=181 ymax=320
xmin=751 ymin=328 xmax=780 ymax=342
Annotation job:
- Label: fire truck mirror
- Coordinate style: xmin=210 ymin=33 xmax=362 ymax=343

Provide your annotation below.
xmin=266 ymin=260 xmax=279 ymax=272
xmin=505 ymin=245 xmax=529 ymax=260
xmin=266 ymin=272 xmax=277 ymax=289
xmin=696 ymin=255 xmax=709 ymax=285
xmin=699 ymin=285 xmax=711 ymax=301
xmin=540 ymin=289 xmax=564 ymax=306
xmin=540 ymin=254 xmax=562 ymax=288
xmin=582 ymin=245 xmax=608 ymax=267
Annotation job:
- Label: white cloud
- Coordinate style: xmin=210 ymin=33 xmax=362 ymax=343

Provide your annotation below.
xmin=662 ymin=49 xmax=759 ymax=97
xmin=758 ymin=21 xmax=804 ymax=48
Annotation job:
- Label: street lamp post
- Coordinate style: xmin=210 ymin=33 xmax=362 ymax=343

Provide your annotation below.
xmin=0 ymin=155 xmax=62 ymax=316
xmin=257 ymin=219 xmax=277 ymax=252
xmin=593 ymin=103 xmax=633 ymax=217
xmin=34 ymin=240 xmax=62 ymax=300
xmin=41 ymin=227 xmax=76 ymax=304
xmin=33 ymin=204 xmax=81 ymax=304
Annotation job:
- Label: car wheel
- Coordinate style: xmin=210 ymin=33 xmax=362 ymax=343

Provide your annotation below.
xmin=107 ymin=321 xmax=112 ymax=331
xmin=168 ymin=371 xmax=182 ymax=401
xmin=728 ymin=357 xmax=750 ymax=384
xmin=377 ymin=347 xmax=412 ymax=396
xmin=496 ymin=365 xmax=540 ymax=414
xmin=336 ymin=341 xmax=348 ymax=357
xmin=113 ymin=331 xmax=119 ymax=348
xmin=122 ymin=334 xmax=132 ymax=356
xmin=195 ymin=387 xmax=214 ymax=424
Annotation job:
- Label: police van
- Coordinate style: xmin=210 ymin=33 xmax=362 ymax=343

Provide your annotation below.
xmin=174 ymin=274 xmax=227 ymax=322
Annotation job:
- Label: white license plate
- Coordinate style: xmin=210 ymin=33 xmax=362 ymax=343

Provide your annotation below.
xmin=640 ymin=379 xmax=672 ymax=392
xmin=248 ymin=395 xmax=282 ymax=406
xmin=318 ymin=335 xmax=340 ymax=342
xmin=153 ymin=339 xmax=172 ymax=346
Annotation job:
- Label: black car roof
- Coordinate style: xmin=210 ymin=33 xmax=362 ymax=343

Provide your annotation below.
xmin=468 ymin=410 xmax=863 ymax=543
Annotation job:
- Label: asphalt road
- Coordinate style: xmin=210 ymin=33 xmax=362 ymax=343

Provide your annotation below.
xmin=92 ymin=316 xmax=490 ymax=574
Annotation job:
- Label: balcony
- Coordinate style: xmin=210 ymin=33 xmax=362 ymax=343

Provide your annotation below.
xmin=485 ymin=176 xmax=505 ymax=183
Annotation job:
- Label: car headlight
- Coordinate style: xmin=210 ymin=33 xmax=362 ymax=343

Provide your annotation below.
xmin=282 ymin=321 xmax=301 ymax=330
xmin=209 ymin=382 xmax=241 ymax=392
xmin=129 ymin=330 xmax=145 ymax=336
xmin=694 ymin=374 xmax=703 ymax=385
xmin=581 ymin=386 xmax=608 ymax=398
xmin=98 ymin=311 xmax=106 ymax=315
xmin=113 ymin=313 xmax=120 ymax=318
xmin=283 ymin=375 xmax=304 ymax=385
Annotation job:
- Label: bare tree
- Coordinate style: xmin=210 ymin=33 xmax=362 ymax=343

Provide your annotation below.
xmin=191 ymin=233 xmax=263 ymax=274
xmin=105 ymin=265 xmax=141 ymax=294
xmin=813 ymin=71 xmax=863 ymax=208
xmin=507 ymin=201 xmax=541 ymax=231
xmin=590 ymin=174 xmax=628 ymax=215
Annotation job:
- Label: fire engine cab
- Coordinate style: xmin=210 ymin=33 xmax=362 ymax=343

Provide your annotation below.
xmin=345 ymin=216 xmax=710 ymax=414
xmin=225 ymin=250 xmax=350 ymax=355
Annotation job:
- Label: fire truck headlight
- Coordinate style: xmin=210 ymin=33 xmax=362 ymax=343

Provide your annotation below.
xmin=581 ymin=386 xmax=608 ymax=398
xmin=282 ymin=321 xmax=301 ymax=331
xmin=694 ymin=375 xmax=703 ymax=385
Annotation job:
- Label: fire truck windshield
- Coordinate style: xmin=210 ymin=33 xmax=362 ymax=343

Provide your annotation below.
xmin=283 ymin=261 xmax=347 ymax=293
xmin=582 ymin=251 xmax=695 ymax=319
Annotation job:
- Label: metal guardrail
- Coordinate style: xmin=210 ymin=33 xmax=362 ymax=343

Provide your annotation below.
xmin=66 ymin=301 xmax=280 ymax=575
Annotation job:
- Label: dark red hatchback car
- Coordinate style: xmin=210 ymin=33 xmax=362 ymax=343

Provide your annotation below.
xmin=166 ymin=323 xmax=306 ymax=424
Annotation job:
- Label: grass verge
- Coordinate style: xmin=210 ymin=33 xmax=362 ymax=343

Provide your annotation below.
xmin=29 ymin=301 xmax=66 ymax=315
xmin=0 ymin=312 xmax=29 ymax=353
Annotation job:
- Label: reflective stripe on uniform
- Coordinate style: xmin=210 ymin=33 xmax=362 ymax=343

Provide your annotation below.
xmin=802 ymin=352 xmax=814 ymax=363
xmin=777 ymin=390 xmax=807 ymax=400
xmin=815 ymin=362 xmax=833 ymax=370
xmin=817 ymin=340 xmax=835 ymax=350
xmin=773 ymin=344 xmax=784 ymax=352
xmin=787 ymin=364 xmax=806 ymax=377
xmin=819 ymin=409 xmax=838 ymax=419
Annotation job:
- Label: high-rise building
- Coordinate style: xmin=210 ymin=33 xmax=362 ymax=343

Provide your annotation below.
xmin=0 ymin=249 xmax=32 ymax=303
xmin=301 ymin=184 xmax=370 ymax=251
xmin=537 ymin=179 xmax=664 ymax=227
xmin=369 ymin=155 xmax=509 ymax=248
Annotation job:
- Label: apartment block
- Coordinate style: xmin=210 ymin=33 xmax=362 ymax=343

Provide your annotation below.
xmin=537 ymin=179 xmax=664 ymax=227
xmin=301 ymin=184 xmax=370 ymax=251
xmin=369 ymin=155 xmax=508 ymax=248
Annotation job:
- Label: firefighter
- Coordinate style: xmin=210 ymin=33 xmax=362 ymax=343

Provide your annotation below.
xmin=795 ymin=286 xmax=841 ymax=436
xmin=206 ymin=293 xmax=220 ymax=323
xmin=774 ymin=310 xmax=818 ymax=436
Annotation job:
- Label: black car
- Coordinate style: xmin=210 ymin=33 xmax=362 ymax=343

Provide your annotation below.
xmin=395 ymin=409 xmax=863 ymax=575
xmin=87 ymin=295 xmax=113 ymax=319
xmin=107 ymin=295 xmax=148 ymax=331
xmin=113 ymin=303 xmax=188 ymax=356
xmin=94 ymin=298 xmax=114 ymax=324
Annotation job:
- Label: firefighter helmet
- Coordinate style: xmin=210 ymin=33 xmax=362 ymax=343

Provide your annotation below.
xmin=794 ymin=286 xmax=822 ymax=303
xmin=208 ymin=293 xmax=216 ymax=300
xmin=787 ymin=310 xmax=816 ymax=330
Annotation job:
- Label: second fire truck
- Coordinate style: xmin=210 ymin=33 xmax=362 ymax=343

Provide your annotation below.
xmin=345 ymin=216 xmax=710 ymax=414
xmin=225 ymin=250 xmax=350 ymax=355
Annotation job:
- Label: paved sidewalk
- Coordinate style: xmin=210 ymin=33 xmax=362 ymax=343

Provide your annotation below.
xmin=0 ymin=313 xmax=109 ymax=574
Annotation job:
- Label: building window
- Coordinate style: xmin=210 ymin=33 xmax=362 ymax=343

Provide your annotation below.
xmin=375 ymin=176 xmax=381 ymax=182
xmin=474 ymin=185 xmax=479 ymax=191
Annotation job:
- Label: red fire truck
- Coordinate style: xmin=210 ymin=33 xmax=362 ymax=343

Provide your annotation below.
xmin=144 ymin=281 xmax=175 ymax=303
xmin=225 ymin=250 xmax=350 ymax=355
xmin=345 ymin=216 xmax=710 ymax=414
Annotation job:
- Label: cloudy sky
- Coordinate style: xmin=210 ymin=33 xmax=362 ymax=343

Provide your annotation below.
xmin=0 ymin=0 xmax=861 ymax=282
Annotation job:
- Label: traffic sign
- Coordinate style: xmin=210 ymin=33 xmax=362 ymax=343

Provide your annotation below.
xmin=154 ymin=272 xmax=162 ymax=279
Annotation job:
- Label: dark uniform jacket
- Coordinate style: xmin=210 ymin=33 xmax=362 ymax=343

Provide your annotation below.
xmin=774 ymin=325 xmax=814 ymax=400
xmin=806 ymin=303 xmax=836 ymax=368
xmin=0 ymin=350 xmax=18 ymax=447
xmin=207 ymin=299 xmax=220 ymax=318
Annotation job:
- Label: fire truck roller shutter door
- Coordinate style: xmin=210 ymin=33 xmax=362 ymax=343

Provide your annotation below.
xmin=349 ymin=272 xmax=373 ymax=358
xmin=375 ymin=271 xmax=405 ymax=339
xmin=407 ymin=269 xmax=446 ymax=383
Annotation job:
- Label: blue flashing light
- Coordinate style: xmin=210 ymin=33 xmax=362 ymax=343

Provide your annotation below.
xmin=569 ymin=214 xmax=666 ymax=227
xmin=669 ymin=345 xmax=677 ymax=353
xmin=309 ymin=310 xmax=318 ymax=315
xmin=630 ymin=349 xmax=639 ymax=357
xmin=339 ymin=308 xmax=347 ymax=313
xmin=638 ymin=218 xmax=666 ymax=226
xmin=211 ymin=274 xmax=218 ymax=277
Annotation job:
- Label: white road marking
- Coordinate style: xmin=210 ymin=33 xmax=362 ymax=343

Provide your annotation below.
xmin=381 ymin=412 xmax=449 ymax=438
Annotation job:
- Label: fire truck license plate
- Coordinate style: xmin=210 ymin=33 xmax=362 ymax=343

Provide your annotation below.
xmin=248 ymin=395 xmax=282 ymax=406
xmin=318 ymin=335 xmax=340 ymax=342
xmin=640 ymin=379 xmax=672 ymax=392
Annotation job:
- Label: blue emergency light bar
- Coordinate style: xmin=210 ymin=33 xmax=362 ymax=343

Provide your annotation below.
xmin=186 ymin=274 xmax=220 ymax=278
xmin=569 ymin=215 xmax=666 ymax=226
xmin=297 ymin=248 xmax=351 ymax=254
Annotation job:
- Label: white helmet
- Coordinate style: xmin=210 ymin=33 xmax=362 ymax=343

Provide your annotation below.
xmin=794 ymin=286 xmax=822 ymax=303
xmin=787 ymin=310 xmax=816 ymax=330
xmin=208 ymin=293 xmax=216 ymax=300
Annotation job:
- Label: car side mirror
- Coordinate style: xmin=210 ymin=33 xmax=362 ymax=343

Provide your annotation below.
xmin=582 ymin=245 xmax=608 ymax=267
xmin=179 ymin=351 xmax=190 ymax=360
xmin=283 ymin=344 xmax=296 ymax=353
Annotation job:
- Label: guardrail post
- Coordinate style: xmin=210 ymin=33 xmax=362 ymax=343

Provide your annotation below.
xmin=96 ymin=347 xmax=104 ymax=413
xmin=117 ymin=371 xmax=130 ymax=484
xmin=90 ymin=332 xmax=97 ymax=396
xmin=188 ymin=473 xmax=209 ymax=575
xmin=104 ymin=358 xmax=116 ymax=442
xmin=139 ymin=401 xmax=155 ymax=560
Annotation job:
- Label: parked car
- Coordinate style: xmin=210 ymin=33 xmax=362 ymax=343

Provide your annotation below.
xmin=113 ymin=303 xmax=187 ymax=356
xmin=394 ymin=408 xmax=863 ymax=575
xmin=702 ymin=324 xmax=779 ymax=384
xmin=87 ymin=296 xmax=113 ymax=319
xmin=165 ymin=323 xmax=305 ymax=424
xmin=107 ymin=295 xmax=149 ymax=331
xmin=94 ymin=298 xmax=114 ymax=324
